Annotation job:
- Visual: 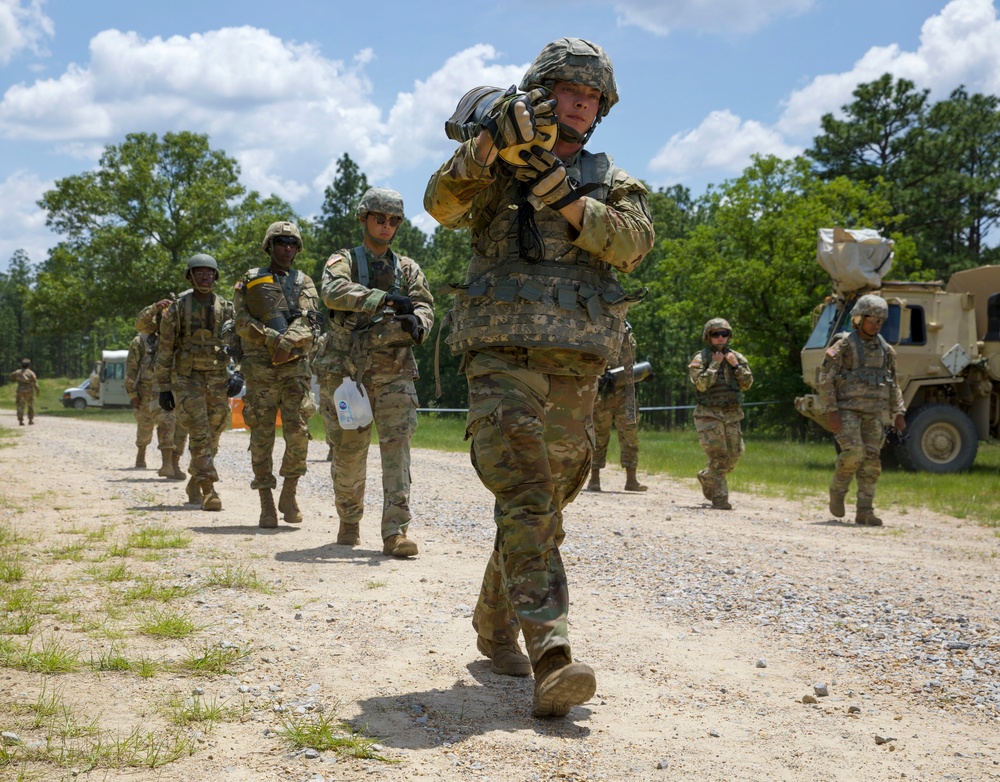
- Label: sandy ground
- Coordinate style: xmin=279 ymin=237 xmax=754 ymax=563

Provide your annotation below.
xmin=0 ymin=408 xmax=998 ymax=782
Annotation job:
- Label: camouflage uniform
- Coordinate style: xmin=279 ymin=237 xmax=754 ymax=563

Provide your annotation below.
xmin=689 ymin=319 xmax=754 ymax=509
xmin=320 ymin=242 xmax=434 ymax=544
xmin=154 ymin=286 xmax=234 ymax=506
xmin=125 ymin=333 xmax=173 ymax=461
xmin=136 ymin=302 xmax=187 ymax=477
xmin=818 ymin=297 xmax=905 ymax=524
xmin=311 ymin=330 xmax=342 ymax=466
xmin=11 ymin=363 xmax=39 ymax=425
xmin=591 ymin=330 xmax=642 ymax=480
xmin=425 ymin=37 xmax=653 ymax=695
xmin=234 ymin=265 xmax=318 ymax=494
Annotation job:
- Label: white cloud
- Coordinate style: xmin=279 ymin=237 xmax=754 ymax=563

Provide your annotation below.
xmin=779 ymin=0 xmax=1000 ymax=136
xmin=613 ymin=0 xmax=813 ymax=35
xmin=649 ymin=110 xmax=801 ymax=182
xmin=0 ymin=0 xmax=53 ymax=64
xmin=0 ymin=170 xmax=53 ymax=267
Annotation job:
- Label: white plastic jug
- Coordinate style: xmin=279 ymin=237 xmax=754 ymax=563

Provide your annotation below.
xmin=333 ymin=377 xmax=373 ymax=430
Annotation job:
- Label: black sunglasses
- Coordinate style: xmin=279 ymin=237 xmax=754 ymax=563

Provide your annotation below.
xmin=371 ymin=213 xmax=402 ymax=228
xmin=710 ymin=330 xmax=731 ymax=338
xmin=274 ymin=236 xmax=299 ymax=246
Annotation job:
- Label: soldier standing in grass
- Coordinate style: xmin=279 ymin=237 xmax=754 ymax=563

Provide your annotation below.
xmin=156 ymin=254 xmax=240 ymax=512
xmin=689 ymin=318 xmax=753 ymax=510
xmin=11 ymin=358 xmax=39 ymax=426
xmin=234 ymin=222 xmax=319 ymax=529
xmin=320 ymin=188 xmax=434 ymax=557
xmin=819 ymin=294 xmax=906 ymax=526
xmin=425 ymin=38 xmax=653 ymax=717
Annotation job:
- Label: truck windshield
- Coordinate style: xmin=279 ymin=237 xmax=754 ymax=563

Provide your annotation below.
xmin=804 ymin=303 xmax=846 ymax=349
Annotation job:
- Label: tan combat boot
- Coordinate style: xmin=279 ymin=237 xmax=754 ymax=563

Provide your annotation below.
xmin=383 ymin=533 xmax=418 ymax=558
xmin=532 ymin=649 xmax=597 ymax=718
xmin=258 ymin=489 xmax=278 ymax=528
xmin=829 ymin=488 xmax=847 ymax=519
xmin=278 ymin=478 xmax=302 ymax=524
xmin=185 ymin=476 xmax=201 ymax=505
xmin=477 ymin=636 xmax=531 ymax=677
xmin=624 ymin=467 xmax=647 ymax=492
xmin=336 ymin=522 xmax=360 ymax=546
xmin=157 ymin=449 xmax=174 ymax=478
xmin=586 ymin=468 xmax=601 ymax=492
xmin=169 ymin=452 xmax=185 ymax=481
xmin=200 ymin=480 xmax=222 ymax=512
xmin=696 ymin=470 xmax=712 ymax=500
xmin=712 ymin=495 xmax=732 ymax=510
xmin=855 ymin=501 xmax=883 ymax=526
xmin=135 ymin=446 xmax=146 ymax=468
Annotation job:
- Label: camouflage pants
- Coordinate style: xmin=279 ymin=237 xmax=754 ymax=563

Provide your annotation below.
xmin=173 ymin=372 xmax=230 ymax=483
xmin=695 ymin=414 xmax=744 ymax=501
xmin=133 ymin=386 xmax=181 ymax=452
xmin=465 ymin=351 xmax=597 ymax=667
xmin=832 ymin=410 xmax=885 ymax=504
xmin=15 ymin=390 xmax=34 ymax=422
xmin=317 ymin=371 xmax=343 ymax=468
xmin=326 ymin=375 xmax=417 ymax=540
xmin=242 ymin=364 xmax=316 ymax=490
xmin=592 ymin=387 xmax=640 ymax=469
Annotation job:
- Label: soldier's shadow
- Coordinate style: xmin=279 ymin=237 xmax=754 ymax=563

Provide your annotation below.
xmin=187 ymin=524 xmax=302 ymax=535
xmin=349 ymin=669 xmax=591 ymax=750
xmin=274 ymin=543 xmax=388 ymax=567
xmin=129 ymin=503 xmax=195 ymax=512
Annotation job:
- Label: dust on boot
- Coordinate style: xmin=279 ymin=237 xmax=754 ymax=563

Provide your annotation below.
xmin=383 ymin=533 xmax=418 ymax=557
xmin=336 ymin=521 xmax=360 ymax=546
xmin=855 ymin=495 xmax=882 ymax=526
xmin=278 ymin=478 xmax=302 ymax=524
xmin=199 ymin=480 xmax=222 ymax=512
xmin=477 ymin=636 xmax=531 ymax=677
xmin=624 ymin=467 xmax=647 ymax=492
xmin=532 ymin=648 xmax=597 ymax=718
xmin=258 ymin=489 xmax=277 ymax=528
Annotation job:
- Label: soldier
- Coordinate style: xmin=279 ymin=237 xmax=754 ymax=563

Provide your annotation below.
xmin=320 ymin=187 xmax=434 ymax=557
xmin=10 ymin=358 xmax=40 ymax=425
xmin=311 ymin=329 xmax=340 ymax=463
xmin=126 ymin=331 xmax=165 ymax=468
xmin=136 ymin=299 xmax=188 ymax=480
xmin=425 ymin=38 xmax=653 ymax=717
xmin=155 ymin=254 xmax=240 ymax=511
xmin=587 ymin=327 xmax=647 ymax=492
xmin=688 ymin=318 xmax=753 ymax=510
xmin=819 ymin=294 xmax=906 ymax=526
xmin=234 ymin=222 xmax=320 ymax=528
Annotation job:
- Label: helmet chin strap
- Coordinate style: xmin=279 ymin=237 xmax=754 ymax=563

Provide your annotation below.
xmin=558 ymin=119 xmax=598 ymax=146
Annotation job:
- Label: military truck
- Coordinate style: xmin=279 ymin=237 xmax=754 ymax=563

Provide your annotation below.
xmin=796 ymin=228 xmax=1000 ymax=473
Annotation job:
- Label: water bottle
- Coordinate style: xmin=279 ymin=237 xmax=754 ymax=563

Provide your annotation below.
xmin=333 ymin=377 xmax=373 ymax=430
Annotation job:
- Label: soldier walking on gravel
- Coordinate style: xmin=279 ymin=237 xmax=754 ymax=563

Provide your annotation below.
xmin=11 ymin=358 xmax=39 ymax=426
xmin=233 ymin=222 xmax=320 ymax=528
xmin=155 ymin=255 xmax=240 ymax=512
xmin=689 ymin=319 xmax=753 ymax=510
xmin=320 ymin=188 xmax=434 ymax=557
xmin=425 ymin=38 xmax=653 ymax=717
xmin=819 ymin=294 xmax=906 ymax=526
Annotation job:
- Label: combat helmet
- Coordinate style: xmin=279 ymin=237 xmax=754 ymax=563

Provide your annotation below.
xmin=851 ymin=294 xmax=888 ymax=322
xmin=356 ymin=187 xmax=404 ymax=220
xmin=702 ymin=318 xmax=733 ymax=344
xmin=20 ymin=358 xmax=30 ymax=368
xmin=186 ymin=253 xmax=219 ymax=293
xmin=262 ymin=221 xmax=303 ymax=253
xmin=520 ymin=38 xmax=618 ymax=143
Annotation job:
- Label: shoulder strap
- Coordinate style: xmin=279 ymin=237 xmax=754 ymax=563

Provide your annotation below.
xmin=353 ymin=246 xmax=370 ymax=287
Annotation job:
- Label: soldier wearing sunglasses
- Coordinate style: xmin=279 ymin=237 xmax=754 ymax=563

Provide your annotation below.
xmin=688 ymin=318 xmax=753 ymax=510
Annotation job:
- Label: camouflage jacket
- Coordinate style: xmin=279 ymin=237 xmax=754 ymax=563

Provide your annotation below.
xmin=125 ymin=334 xmax=157 ymax=400
xmin=10 ymin=368 xmax=39 ymax=395
xmin=319 ymin=245 xmax=434 ymax=383
xmin=818 ymin=330 xmax=905 ymax=419
xmin=689 ymin=348 xmax=753 ymax=421
xmin=154 ymin=291 xmax=234 ymax=386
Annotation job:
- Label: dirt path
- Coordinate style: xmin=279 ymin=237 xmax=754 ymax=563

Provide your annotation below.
xmin=1 ymin=409 xmax=998 ymax=781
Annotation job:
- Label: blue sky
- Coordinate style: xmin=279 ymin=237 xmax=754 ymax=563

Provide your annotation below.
xmin=0 ymin=0 xmax=995 ymax=270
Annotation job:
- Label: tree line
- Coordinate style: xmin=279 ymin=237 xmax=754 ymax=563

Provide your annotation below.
xmin=4 ymin=73 xmax=998 ymax=435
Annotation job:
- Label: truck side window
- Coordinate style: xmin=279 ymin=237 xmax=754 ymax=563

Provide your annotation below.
xmin=987 ymin=294 xmax=1000 ymax=341
xmin=905 ymin=306 xmax=926 ymax=345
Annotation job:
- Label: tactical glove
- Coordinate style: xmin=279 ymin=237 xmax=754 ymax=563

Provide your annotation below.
xmin=598 ymin=371 xmax=615 ymax=395
xmin=384 ymin=294 xmax=415 ymax=315
xmin=158 ymin=391 xmax=175 ymax=412
xmin=483 ymin=87 xmax=557 ymax=151
xmin=395 ymin=314 xmax=422 ymax=339
xmin=518 ymin=146 xmax=580 ymax=210
xmin=226 ymin=372 xmax=244 ymax=398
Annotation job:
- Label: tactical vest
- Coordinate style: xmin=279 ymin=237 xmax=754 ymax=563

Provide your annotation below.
xmin=446 ymin=151 xmax=641 ymax=361
xmin=834 ymin=331 xmax=894 ymax=405
xmin=328 ymin=247 xmax=413 ymax=352
xmin=245 ymin=267 xmax=308 ymax=323
xmin=176 ymin=292 xmax=230 ymax=374
xmin=695 ymin=348 xmax=744 ymax=407
xmin=12 ymin=369 xmax=34 ymax=392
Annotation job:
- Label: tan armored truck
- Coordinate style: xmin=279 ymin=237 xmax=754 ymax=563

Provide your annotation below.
xmin=796 ymin=228 xmax=1000 ymax=473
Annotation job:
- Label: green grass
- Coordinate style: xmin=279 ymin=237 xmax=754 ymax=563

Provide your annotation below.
xmin=137 ymin=608 xmax=198 ymax=639
xmin=402 ymin=416 xmax=1000 ymax=526
xmin=126 ymin=526 xmax=191 ymax=550
xmin=279 ymin=708 xmax=391 ymax=761
xmin=203 ymin=563 xmax=272 ymax=592
xmin=178 ymin=643 xmax=250 ymax=676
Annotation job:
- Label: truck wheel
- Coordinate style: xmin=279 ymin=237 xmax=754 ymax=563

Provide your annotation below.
xmin=72 ymin=398 xmax=87 ymax=410
xmin=897 ymin=404 xmax=978 ymax=473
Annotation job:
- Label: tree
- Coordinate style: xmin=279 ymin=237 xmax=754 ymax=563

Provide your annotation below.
xmin=314 ymin=154 xmax=370 ymax=276
xmin=36 ymin=131 xmax=245 ymax=330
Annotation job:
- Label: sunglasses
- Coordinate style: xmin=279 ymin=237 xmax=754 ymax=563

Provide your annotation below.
xmin=273 ymin=236 xmax=299 ymax=247
xmin=371 ymin=213 xmax=402 ymax=228
xmin=710 ymin=331 xmax=731 ymax=338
